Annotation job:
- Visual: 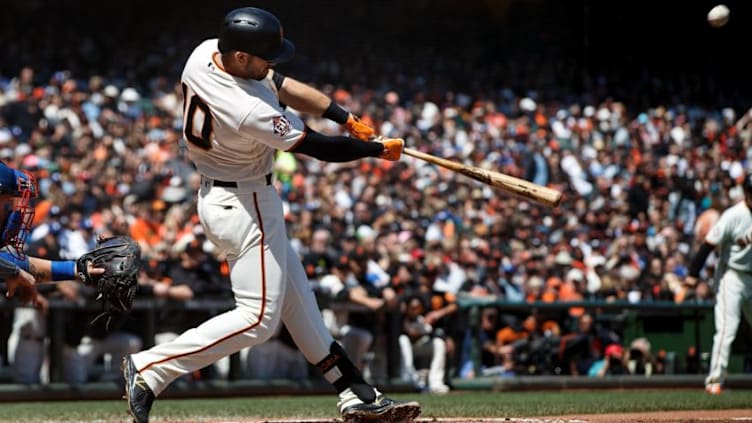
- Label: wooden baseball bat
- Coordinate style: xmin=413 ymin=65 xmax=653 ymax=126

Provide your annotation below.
xmin=403 ymin=147 xmax=562 ymax=208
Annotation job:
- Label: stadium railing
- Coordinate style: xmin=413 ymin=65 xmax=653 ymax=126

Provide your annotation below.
xmin=0 ymin=297 xmax=735 ymax=385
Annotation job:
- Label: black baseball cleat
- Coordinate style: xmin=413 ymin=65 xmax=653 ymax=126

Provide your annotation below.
xmin=340 ymin=392 xmax=421 ymax=423
xmin=121 ymin=355 xmax=155 ymax=423
xmin=379 ymin=396 xmax=422 ymax=423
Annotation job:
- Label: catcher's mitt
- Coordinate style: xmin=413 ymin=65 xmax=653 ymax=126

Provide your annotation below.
xmin=77 ymin=236 xmax=141 ymax=326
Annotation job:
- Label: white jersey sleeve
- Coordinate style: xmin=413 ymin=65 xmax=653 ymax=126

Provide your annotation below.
xmin=705 ymin=209 xmax=730 ymax=246
xmin=239 ymin=102 xmax=306 ymax=152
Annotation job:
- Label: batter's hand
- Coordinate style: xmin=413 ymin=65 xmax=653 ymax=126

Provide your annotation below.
xmin=344 ymin=113 xmax=375 ymax=141
xmin=5 ymin=268 xmax=38 ymax=306
xmin=376 ymin=137 xmax=404 ymax=161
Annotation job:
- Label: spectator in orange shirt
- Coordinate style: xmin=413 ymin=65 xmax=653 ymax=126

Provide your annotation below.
xmin=559 ymin=269 xmax=586 ymax=318
xmin=129 ymin=200 xmax=166 ymax=254
xmin=492 ymin=314 xmax=534 ymax=376
xmin=539 ymin=277 xmax=562 ymax=303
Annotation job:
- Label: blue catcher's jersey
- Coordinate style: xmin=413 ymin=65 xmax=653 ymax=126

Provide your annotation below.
xmin=0 ymin=251 xmax=26 ymax=281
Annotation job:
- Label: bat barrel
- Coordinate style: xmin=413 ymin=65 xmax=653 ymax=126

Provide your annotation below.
xmin=403 ymin=147 xmax=562 ymax=207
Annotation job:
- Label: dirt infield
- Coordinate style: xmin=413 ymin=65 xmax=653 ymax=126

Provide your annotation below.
xmin=543 ymin=409 xmax=752 ymax=422
xmin=174 ymin=409 xmax=752 ymax=423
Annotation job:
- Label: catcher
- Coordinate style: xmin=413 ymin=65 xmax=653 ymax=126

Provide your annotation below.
xmin=0 ymin=160 xmax=140 ymax=322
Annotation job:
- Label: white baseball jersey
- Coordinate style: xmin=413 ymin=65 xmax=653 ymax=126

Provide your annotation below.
xmin=705 ymin=201 xmax=752 ymax=273
xmin=181 ymin=39 xmax=305 ymax=182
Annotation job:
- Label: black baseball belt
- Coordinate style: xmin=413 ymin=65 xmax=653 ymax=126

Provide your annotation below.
xmin=212 ymin=173 xmax=272 ymax=188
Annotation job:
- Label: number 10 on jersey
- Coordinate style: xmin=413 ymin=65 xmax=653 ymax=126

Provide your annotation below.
xmin=182 ymin=83 xmax=213 ymax=150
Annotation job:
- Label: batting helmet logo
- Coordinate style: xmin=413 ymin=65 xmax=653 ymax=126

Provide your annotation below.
xmin=273 ymin=115 xmax=291 ymax=137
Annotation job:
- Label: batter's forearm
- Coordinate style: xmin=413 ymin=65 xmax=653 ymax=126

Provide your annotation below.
xmin=278 ymin=76 xmax=333 ymax=116
xmin=688 ymin=242 xmax=715 ymax=277
xmin=292 ymin=129 xmax=382 ymax=162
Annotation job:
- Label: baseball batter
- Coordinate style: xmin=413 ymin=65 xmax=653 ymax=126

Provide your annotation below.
xmin=122 ymin=7 xmax=420 ymax=423
xmin=687 ymin=176 xmax=752 ymax=394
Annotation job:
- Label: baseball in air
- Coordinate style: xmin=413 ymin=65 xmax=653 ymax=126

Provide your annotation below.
xmin=707 ymin=4 xmax=730 ymax=27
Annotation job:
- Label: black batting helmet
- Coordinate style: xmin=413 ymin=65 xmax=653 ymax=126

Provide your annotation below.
xmin=218 ymin=7 xmax=295 ymax=65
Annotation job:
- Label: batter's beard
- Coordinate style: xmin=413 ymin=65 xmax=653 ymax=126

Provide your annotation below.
xmin=253 ymin=68 xmax=270 ymax=80
xmin=246 ymin=64 xmax=270 ymax=81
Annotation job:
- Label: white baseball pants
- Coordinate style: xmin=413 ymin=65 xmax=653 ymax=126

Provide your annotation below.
xmin=705 ymin=268 xmax=752 ymax=386
xmin=8 ymin=307 xmax=46 ymax=384
xmin=132 ymin=176 xmax=334 ymax=395
xmin=398 ymin=334 xmax=447 ymax=392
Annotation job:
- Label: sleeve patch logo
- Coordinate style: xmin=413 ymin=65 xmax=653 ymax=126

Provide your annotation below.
xmin=273 ymin=115 xmax=291 ymax=137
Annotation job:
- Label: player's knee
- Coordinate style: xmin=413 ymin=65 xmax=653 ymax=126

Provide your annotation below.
xmin=237 ymin=307 xmax=281 ymax=342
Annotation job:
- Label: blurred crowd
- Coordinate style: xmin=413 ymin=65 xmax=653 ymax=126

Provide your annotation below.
xmin=1 ymin=1 xmax=751 ymax=391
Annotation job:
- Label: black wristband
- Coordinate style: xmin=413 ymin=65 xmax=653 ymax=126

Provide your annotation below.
xmin=272 ymin=71 xmax=286 ymax=91
xmin=323 ymin=101 xmax=349 ymax=124
xmin=688 ymin=242 xmax=714 ymax=278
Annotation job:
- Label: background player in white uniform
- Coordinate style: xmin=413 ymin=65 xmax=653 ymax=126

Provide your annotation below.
xmin=121 ymin=7 xmax=420 ymax=423
xmin=687 ymin=176 xmax=752 ymax=395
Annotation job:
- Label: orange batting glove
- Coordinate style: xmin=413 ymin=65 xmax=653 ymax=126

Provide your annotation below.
xmin=377 ymin=137 xmax=404 ymax=161
xmin=344 ymin=114 xmax=375 ymax=141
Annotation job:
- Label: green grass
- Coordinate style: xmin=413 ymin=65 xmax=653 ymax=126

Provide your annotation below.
xmin=0 ymin=390 xmax=750 ymax=422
